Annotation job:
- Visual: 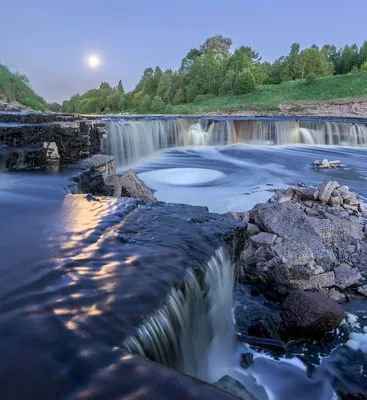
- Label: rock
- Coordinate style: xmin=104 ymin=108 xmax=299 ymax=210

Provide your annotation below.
xmin=241 ymin=241 xmax=255 ymax=263
xmin=309 ymin=271 xmax=335 ymax=288
xmin=277 ymin=187 xmax=295 ymax=203
xmin=329 ymin=196 xmax=343 ymax=207
xmin=240 ymin=353 xmax=254 ymax=369
xmin=327 ymin=288 xmax=347 ymax=303
xmin=356 ymin=285 xmax=367 ymax=297
xmin=280 ymin=290 xmax=345 ymax=337
xmin=314 ymin=181 xmax=340 ymax=204
xmin=117 ymin=170 xmax=157 ymax=204
xmin=272 ymin=240 xmax=314 ymax=266
xmin=246 ymin=223 xmax=260 ymax=236
xmin=236 ymin=334 xmax=287 ymax=352
xmin=248 ymin=315 xmax=281 ymax=340
xmin=336 ymin=390 xmax=367 ymax=400
xmin=230 ymin=211 xmax=249 ymax=223
xmin=214 ymin=375 xmax=255 ymax=400
xmin=250 ymin=232 xmax=277 ymax=246
xmin=334 ymin=265 xmax=362 ymax=288
xmin=254 ymin=202 xmax=333 ymax=265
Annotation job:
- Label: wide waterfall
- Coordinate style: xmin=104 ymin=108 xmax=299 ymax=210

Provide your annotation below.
xmin=106 ymin=118 xmax=367 ymax=168
xmin=122 ymin=246 xmax=235 ymax=383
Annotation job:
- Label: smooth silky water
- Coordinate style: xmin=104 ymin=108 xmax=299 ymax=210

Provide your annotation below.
xmin=0 ymin=117 xmax=366 ymax=399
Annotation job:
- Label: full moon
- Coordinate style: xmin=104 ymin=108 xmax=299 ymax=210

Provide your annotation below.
xmin=87 ymin=54 xmax=101 ymax=69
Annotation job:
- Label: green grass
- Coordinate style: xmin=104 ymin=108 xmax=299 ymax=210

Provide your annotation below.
xmin=0 ymin=64 xmax=48 ymax=111
xmin=166 ymin=71 xmax=367 ymax=115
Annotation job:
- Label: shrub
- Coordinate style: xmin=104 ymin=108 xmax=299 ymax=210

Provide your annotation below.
xmin=165 ymin=104 xmax=174 ymax=114
xmin=360 ymin=61 xmax=367 ymax=72
xmin=139 ymin=94 xmax=152 ymax=113
xmin=235 ymin=70 xmax=256 ymax=94
xmin=305 ymin=72 xmax=317 ymax=84
xmin=151 ymin=95 xmax=165 ymax=113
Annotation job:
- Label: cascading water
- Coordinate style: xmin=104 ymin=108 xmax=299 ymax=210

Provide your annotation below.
xmin=122 ymin=246 xmax=235 ymax=383
xmin=106 ymin=118 xmax=367 ymax=169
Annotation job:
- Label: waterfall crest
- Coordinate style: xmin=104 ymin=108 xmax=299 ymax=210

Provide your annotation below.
xmin=106 ymin=118 xmax=367 ymax=168
xmin=122 ymin=246 xmax=235 ymax=383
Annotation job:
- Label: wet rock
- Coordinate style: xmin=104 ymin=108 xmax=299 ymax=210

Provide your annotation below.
xmin=280 ymin=290 xmax=345 ymax=337
xmin=334 ymin=265 xmax=362 ymax=289
xmin=336 ymin=390 xmax=367 ymax=400
xmin=117 ymin=170 xmax=157 ymax=204
xmin=214 ymin=375 xmax=255 ymax=400
xmin=248 ymin=315 xmax=281 ymax=340
xmin=329 ymin=196 xmax=343 ymax=207
xmin=240 ymin=353 xmax=254 ymax=369
xmin=250 ymin=232 xmax=277 ymax=246
xmin=272 ymin=240 xmax=314 ymax=266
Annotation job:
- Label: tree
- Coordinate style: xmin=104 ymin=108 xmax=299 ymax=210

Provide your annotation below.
xmin=106 ymin=92 xmax=122 ymax=110
xmin=133 ymin=90 xmax=144 ymax=107
xmin=179 ymin=48 xmax=202 ymax=73
xmin=235 ymin=70 xmax=256 ymax=94
xmin=173 ymin=88 xmax=185 ymax=105
xmin=293 ymin=48 xmax=330 ymax=79
xmin=203 ymin=52 xmax=223 ymax=95
xmin=117 ymin=80 xmax=124 ymax=93
xmin=151 ymin=95 xmax=165 ymax=113
xmin=48 ymin=102 xmax=61 ymax=112
xmin=200 ymin=35 xmax=232 ymax=59
xmin=360 ymin=60 xmax=367 ymax=71
xmin=139 ymin=94 xmax=152 ymax=113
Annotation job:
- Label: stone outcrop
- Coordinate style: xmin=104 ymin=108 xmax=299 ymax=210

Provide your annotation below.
xmin=0 ymin=112 xmax=107 ymax=170
xmin=238 ymin=181 xmax=367 ymax=300
xmin=280 ymin=290 xmax=345 ymax=337
xmin=115 ymin=170 xmax=158 ymax=204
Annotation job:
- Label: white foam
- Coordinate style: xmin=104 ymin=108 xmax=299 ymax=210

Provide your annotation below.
xmin=138 ymin=168 xmax=225 ymax=186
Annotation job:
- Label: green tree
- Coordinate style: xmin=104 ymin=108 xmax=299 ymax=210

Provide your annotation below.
xmin=151 ymin=95 xmax=165 ymax=113
xmin=359 ymin=41 xmax=367 ymax=66
xmin=294 ymin=48 xmax=330 ymax=79
xmin=360 ymin=60 xmax=367 ymax=71
xmin=48 ymin=102 xmax=61 ymax=112
xmin=139 ymin=94 xmax=152 ymax=113
xmin=133 ymin=90 xmax=144 ymax=107
xmin=173 ymin=88 xmax=186 ymax=104
xmin=117 ymin=80 xmax=125 ymax=93
xmin=235 ymin=70 xmax=256 ymax=94
xmin=200 ymin=35 xmax=232 ymax=59
xmin=106 ymin=92 xmax=122 ymax=110
xmin=179 ymin=48 xmax=202 ymax=73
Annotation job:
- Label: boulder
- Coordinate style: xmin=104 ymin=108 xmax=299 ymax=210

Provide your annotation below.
xmin=117 ymin=170 xmax=157 ymax=204
xmin=356 ymin=285 xmax=367 ymax=297
xmin=272 ymin=240 xmax=314 ymax=266
xmin=240 ymin=353 xmax=254 ymax=369
xmin=254 ymin=202 xmax=333 ymax=265
xmin=334 ymin=265 xmax=362 ymax=288
xmin=250 ymin=232 xmax=277 ymax=246
xmin=280 ymin=290 xmax=345 ymax=337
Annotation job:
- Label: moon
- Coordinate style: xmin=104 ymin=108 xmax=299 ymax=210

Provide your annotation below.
xmin=87 ymin=54 xmax=101 ymax=69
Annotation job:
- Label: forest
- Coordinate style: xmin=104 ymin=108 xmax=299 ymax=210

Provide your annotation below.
xmin=60 ymin=36 xmax=367 ymax=114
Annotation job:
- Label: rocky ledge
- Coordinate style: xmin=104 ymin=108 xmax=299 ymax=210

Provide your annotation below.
xmin=234 ymin=181 xmax=367 ymax=302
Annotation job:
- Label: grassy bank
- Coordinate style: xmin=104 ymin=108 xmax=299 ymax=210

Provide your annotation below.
xmin=164 ymin=71 xmax=367 ymax=115
xmin=0 ymin=64 xmax=47 ymax=111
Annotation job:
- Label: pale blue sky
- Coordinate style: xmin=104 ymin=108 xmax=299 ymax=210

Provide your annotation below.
xmin=1 ymin=0 xmax=366 ymax=102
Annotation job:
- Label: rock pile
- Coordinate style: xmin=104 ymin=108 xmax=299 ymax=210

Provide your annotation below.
xmin=275 ymin=181 xmax=365 ymax=216
xmin=234 ymin=181 xmax=367 ymax=301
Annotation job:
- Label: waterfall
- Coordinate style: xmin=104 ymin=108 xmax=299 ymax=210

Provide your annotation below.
xmin=122 ymin=246 xmax=235 ymax=383
xmin=106 ymin=118 xmax=367 ymax=168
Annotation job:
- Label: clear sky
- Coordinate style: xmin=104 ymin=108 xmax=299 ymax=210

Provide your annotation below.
xmin=1 ymin=0 xmax=366 ymax=103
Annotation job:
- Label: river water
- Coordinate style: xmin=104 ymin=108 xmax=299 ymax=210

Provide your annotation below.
xmin=0 ymin=143 xmax=366 ymax=399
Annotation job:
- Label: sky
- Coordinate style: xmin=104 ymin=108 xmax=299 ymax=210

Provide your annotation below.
xmin=1 ymin=0 xmax=366 ymax=103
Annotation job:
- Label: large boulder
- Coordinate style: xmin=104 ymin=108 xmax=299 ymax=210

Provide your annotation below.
xmin=280 ymin=290 xmax=344 ymax=337
xmin=254 ymin=202 xmax=334 ymax=266
xmin=116 ymin=170 xmax=157 ymax=204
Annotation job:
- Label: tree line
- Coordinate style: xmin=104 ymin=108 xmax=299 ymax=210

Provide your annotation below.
xmin=61 ymin=36 xmax=367 ymax=114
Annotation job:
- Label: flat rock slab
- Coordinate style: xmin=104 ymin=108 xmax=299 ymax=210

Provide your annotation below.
xmin=273 ymin=240 xmax=314 ymax=266
xmin=334 ymin=265 xmax=362 ymax=288
xmin=117 ymin=169 xmax=157 ymax=204
xmin=0 ymin=195 xmax=245 ymax=399
xmin=250 ymin=232 xmax=277 ymax=246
